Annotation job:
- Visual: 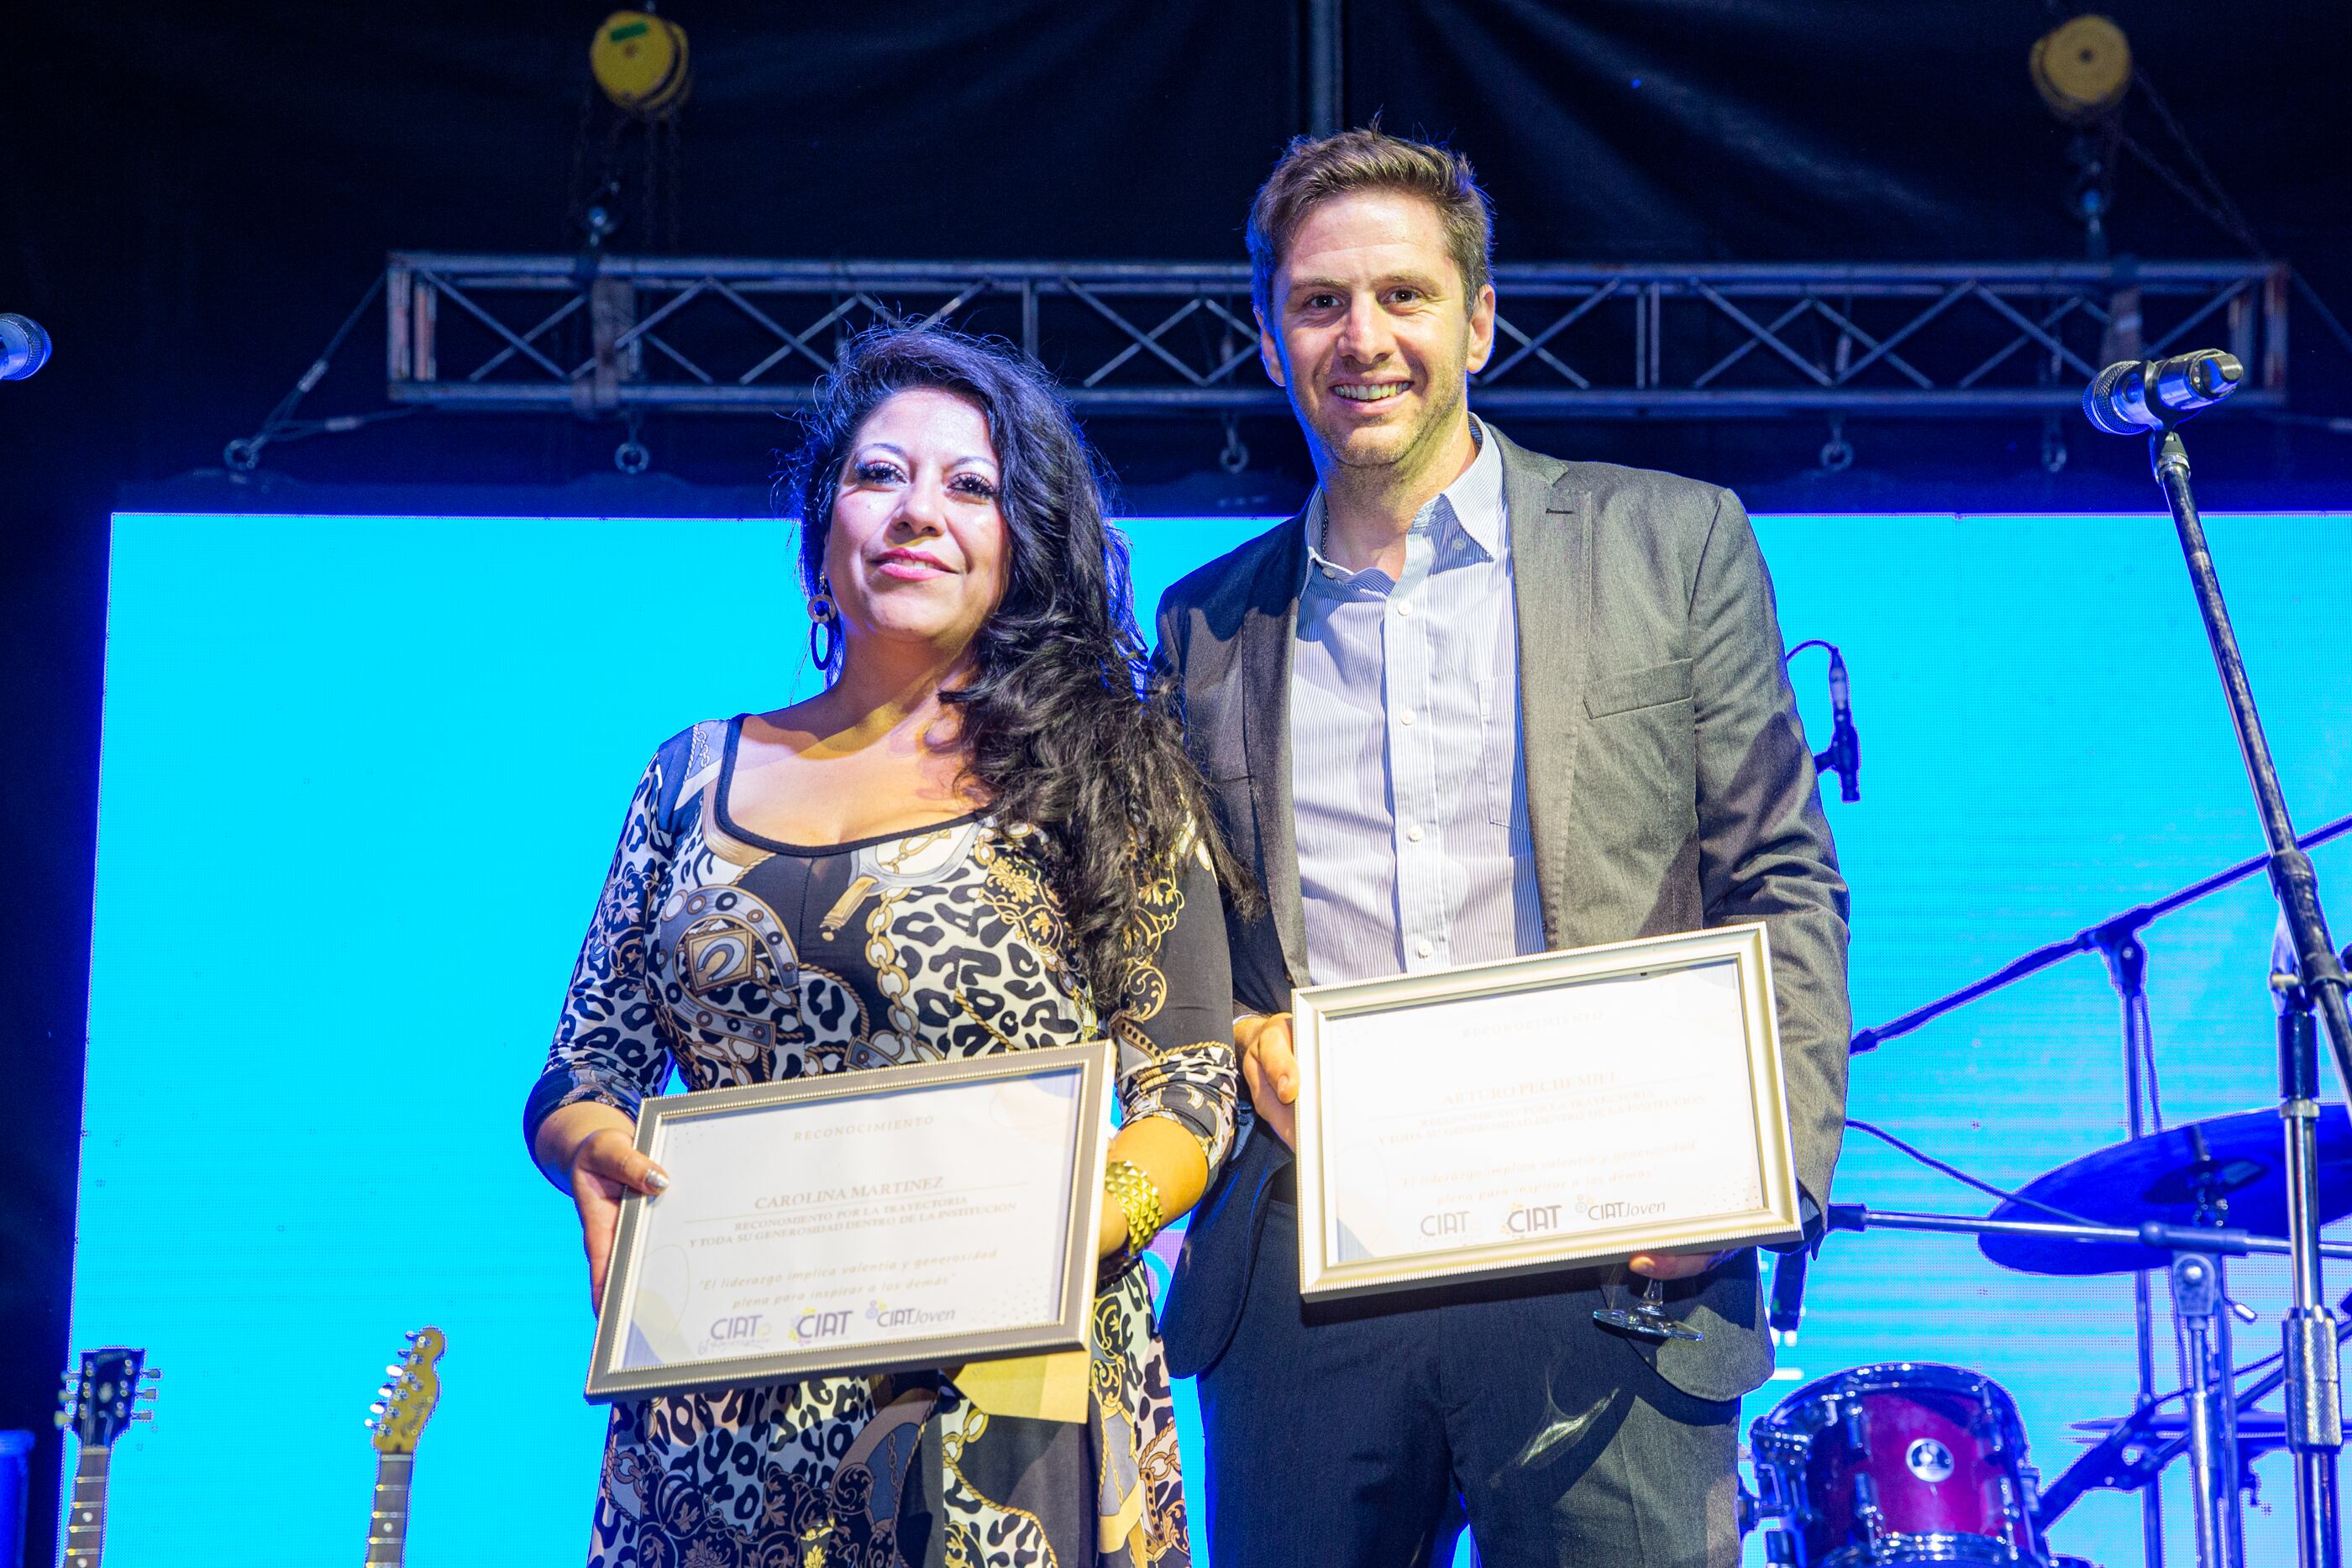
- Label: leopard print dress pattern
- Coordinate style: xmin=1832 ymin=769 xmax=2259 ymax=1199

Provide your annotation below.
xmin=530 ymin=718 xmax=1237 ymax=1568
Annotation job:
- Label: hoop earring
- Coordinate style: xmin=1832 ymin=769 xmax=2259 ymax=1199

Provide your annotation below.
xmin=808 ymin=574 xmax=839 ymax=669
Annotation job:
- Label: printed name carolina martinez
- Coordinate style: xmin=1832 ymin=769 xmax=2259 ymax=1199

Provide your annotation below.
xmin=753 ymin=1176 xmax=948 ymax=1209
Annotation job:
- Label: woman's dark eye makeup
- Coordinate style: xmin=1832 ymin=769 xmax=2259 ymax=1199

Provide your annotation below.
xmin=847 ymin=457 xmax=997 ymax=501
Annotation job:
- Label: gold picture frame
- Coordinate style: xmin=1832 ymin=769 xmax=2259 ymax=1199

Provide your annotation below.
xmin=1290 ymin=923 xmax=1800 ymax=1302
xmin=585 ymin=1039 xmax=1113 ymax=1400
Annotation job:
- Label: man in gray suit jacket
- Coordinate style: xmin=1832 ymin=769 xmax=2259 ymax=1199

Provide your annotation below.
xmin=1152 ymin=130 xmax=1851 ymax=1567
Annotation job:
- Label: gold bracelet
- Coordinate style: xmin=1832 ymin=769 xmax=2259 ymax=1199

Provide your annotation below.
xmin=1104 ymin=1159 xmax=1165 ymax=1263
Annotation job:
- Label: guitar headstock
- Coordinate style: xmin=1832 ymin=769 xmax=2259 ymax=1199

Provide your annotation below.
xmin=365 ymin=1328 xmax=445 ymax=1455
xmin=56 ymin=1348 xmax=156 ymax=1449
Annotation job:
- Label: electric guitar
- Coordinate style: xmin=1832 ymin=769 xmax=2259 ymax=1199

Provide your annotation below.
xmin=363 ymin=1328 xmax=445 ymax=1568
xmin=54 ymin=1346 xmax=159 ymax=1568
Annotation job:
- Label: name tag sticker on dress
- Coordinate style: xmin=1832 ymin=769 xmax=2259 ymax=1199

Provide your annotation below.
xmin=950 ymin=1350 xmax=1091 ymax=1423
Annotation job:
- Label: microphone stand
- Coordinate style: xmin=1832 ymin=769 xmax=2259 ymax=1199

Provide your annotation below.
xmin=2148 ymin=421 xmax=2352 ymax=1088
xmin=2276 ymin=978 xmax=2343 ymax=1568
xmin=2148 ymin=417 xmax=2352 ymax=1568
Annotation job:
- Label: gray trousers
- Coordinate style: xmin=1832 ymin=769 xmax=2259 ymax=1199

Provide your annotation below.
xmin=1194 ymin=1198 xmax=1741 ymax=1568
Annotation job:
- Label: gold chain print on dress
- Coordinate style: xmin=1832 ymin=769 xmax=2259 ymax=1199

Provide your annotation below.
xmin=858 ymin=885 xmax=925 ymax=1067
xmin=940 ymin=1403 xmax=1061 ymax=1568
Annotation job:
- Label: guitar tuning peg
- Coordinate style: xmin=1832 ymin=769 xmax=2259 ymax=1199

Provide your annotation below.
xmin=384 ymin=1364 xmax=402 ymax=1377
xmin=53 ymin=1413 xmax=71 ymax=1429
xmin=136 ymin=1389 xmax=157 ymax=1401
xmin=130 ymin=1412 xmax=153 ymax=1424
xmin=369 ymin=1401 xmax=386 ymax=1414
xmin=402 ymin=1329 xmax=419 ymax=1342
xmin=141 ymin=1369 xmax=162 ymax=1380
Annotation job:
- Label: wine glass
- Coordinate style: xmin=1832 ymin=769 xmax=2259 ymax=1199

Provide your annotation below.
xmin=1593 ymin=1273 xmax=1704 ymax=1341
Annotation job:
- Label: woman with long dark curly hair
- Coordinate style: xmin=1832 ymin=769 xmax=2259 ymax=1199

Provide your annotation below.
xmin=525 ymin=326 xmax=1251 ymax=1568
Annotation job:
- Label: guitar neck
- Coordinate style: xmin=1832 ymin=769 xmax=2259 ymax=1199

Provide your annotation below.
xmin=62 ymin=1447 xmax=109 ymax=1568
xmin=365 ymin=1453 xmax=414 ymax=1568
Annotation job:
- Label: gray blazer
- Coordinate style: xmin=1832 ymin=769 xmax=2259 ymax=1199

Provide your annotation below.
xmin=1152 ymin=427 xmax=1852 ymax=1402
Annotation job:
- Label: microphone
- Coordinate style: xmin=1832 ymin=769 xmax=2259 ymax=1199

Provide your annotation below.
xmin=1768 ymin=1245 xmax=1811 ymax=1333
xmin=0 ymin=313 xmax=51 ymax=380
xmin=1813 ymin=647 xmax=1860 ymax=803
xmin=2083 ymin=349 xmax=2243 ymax=435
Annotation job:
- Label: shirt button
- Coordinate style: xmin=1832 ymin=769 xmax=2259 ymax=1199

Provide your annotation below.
xmin=1395 ymin=601 xmax=1414 ymax=616
xmin=1416 ymin=938 xmax=1435 ymax=959
xmin=1407 ymin=825 xmax=1425 ymax=842
xmin=1399 ymin=711 xmax=1415 ymax=726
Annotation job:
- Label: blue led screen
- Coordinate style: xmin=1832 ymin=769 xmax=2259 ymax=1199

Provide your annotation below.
xmin=74 ymin=509 xmax=2352 ymax=1566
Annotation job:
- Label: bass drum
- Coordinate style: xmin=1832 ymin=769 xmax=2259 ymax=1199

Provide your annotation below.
xmin=1749 ymin=1362 xmax=2050 ymax=1566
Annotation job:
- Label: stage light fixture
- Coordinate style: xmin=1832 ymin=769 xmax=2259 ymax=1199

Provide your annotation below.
xmin=591 ymin=9 xmax=691 ymax=120
xmin=2030 ymin=14 xmax=2132 ymax=123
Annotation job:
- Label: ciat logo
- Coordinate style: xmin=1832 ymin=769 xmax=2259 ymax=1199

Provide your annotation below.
xmin=787 ymin=1308 xmax=853 ymax=1344
xmin=1505 ymin=1203 xmax=1563 ymax=1236
xmin=1420 ymin=1210 xmax=1470 ymax=1239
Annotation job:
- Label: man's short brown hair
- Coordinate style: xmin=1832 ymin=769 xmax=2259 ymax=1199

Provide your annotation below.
xmin=1247 ymin=127 xmax=1494 ymax=321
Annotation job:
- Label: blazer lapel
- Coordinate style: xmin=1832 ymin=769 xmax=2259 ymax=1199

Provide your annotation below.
xmin=1237 ymin=513 xmax=1312 ymax=988
xmin=1497 ymin=431 xmax=1589 ymax=949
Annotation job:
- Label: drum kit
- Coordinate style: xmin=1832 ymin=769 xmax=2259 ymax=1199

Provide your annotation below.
xmin=1740 ymin=815 xmax=2352 ymax=1568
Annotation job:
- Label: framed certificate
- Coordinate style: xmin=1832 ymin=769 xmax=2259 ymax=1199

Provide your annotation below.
xmin=585 ymin=1040 xmax=1113 ymax=1401
xmin=1291 ymin=923 xmax=1800 ymax=1302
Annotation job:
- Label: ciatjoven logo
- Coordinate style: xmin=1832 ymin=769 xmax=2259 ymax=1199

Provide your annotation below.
xmin=1572 ymin=1196 xmax=1670 ymax=1224
xmin=864 ymin=1299 xmax=957 ymax=1332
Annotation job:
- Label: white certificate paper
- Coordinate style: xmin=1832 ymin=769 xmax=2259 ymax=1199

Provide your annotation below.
xmin=587 ymin=1041 xmax=1111 ymax=1399
xmin=1293 ymin=925 xmax=1799 ymax=1300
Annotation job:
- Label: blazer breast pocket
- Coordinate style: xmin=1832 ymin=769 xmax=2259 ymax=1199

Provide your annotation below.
xmin=1584 ymin=658 xmax=1693 ymax=719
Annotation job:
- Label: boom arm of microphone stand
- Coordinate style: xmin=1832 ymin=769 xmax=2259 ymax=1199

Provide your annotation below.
xmin=1848 ymin=810 xmax=2352 ymax=1057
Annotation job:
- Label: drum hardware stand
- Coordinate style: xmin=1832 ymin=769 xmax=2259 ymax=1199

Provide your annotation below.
xmin=2275 ymin=977 xmax=2344 ymax=1568
xmin=2100 ymin=925 xmax=2172 ymax=1568
xmin=2158 ymin=1126 xmax=2250 ymax=1568
xmin=2170 ymin=1240 xmax=2247 ymax=1568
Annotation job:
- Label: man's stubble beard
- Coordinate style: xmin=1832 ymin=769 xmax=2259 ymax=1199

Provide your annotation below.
xmin=1315 ymin=358 xmax=1471 ymax=493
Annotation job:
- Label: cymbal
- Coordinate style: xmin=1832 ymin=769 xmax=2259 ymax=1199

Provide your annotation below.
xmin=1979 ymin=1105 xmax=2352 ymax=1275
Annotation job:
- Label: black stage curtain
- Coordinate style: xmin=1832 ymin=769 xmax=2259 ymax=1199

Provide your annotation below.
xmin=1351 ymin=0 xmax=2348 ymax=264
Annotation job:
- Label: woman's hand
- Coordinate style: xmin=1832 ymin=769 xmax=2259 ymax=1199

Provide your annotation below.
xmin=542 ymin=1110 xmax=669 ymax=1314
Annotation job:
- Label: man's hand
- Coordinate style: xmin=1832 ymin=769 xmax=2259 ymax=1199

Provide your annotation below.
xmin=1628 ymin=1247 xmax=1735 ymax=1281
xmin=1236 ymin=1012 xmax=1298 ymax=1148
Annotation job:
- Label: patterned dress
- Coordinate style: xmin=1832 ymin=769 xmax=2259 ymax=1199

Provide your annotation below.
xmin=528 ymin=717 xmax=1236 ymax=1568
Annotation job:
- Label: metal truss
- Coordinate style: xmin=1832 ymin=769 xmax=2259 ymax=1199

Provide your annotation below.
xmin=384 ymin=252 xmax=2289 ymax=418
